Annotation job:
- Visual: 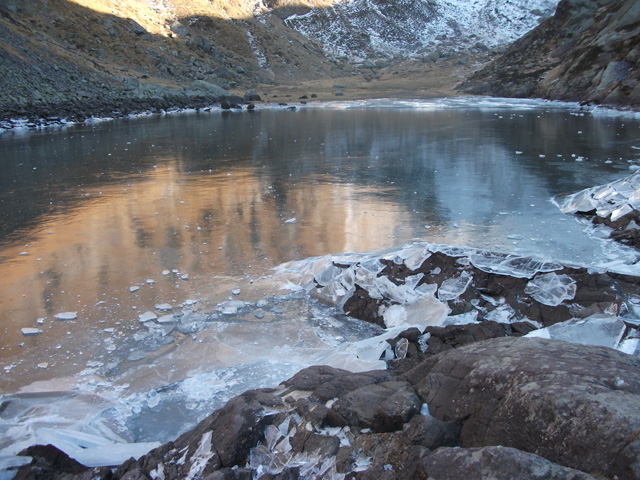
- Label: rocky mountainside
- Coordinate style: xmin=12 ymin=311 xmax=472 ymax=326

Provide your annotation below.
xmin=459 ymin=0 xmax=640 ymax=107
xmin=0 ymin=0 xmax=555 ymax=124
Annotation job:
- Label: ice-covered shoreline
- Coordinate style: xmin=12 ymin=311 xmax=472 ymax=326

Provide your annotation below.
xmin=3 ymin=230 xmax=640 ymax=477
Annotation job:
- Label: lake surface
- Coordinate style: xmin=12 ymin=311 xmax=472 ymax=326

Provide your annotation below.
xmin=1 ymin=98 xmax=640 ymax=461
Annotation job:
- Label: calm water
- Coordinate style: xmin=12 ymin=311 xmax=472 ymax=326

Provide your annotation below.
xmin=1 ymin=98 xmax=639 ymax=453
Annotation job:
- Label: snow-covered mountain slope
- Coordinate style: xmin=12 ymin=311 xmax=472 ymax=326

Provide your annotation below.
xmin=280 ymin=0 xmax=559 ymax=60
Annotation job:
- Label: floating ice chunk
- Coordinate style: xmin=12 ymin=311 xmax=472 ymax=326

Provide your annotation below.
xmin=284 ymin=218 xmax=297 ymax=224
xmin=138 ymin=311 xmax=158 ymax=322
xmin=155 ymin=303 xmax=173 ymax=311
xmin=146 ymin=279 xmax=155 ymax=285
xmin=162 ymin=270 xmax=170 ymax=276
xmin=420 ymin=403 xmax=430 ymax=416
xmin=129 ymin=285 xmax=140 ymax=293
xmin=437 ymin=271 xmax=472 ymax=302
xmin=253 ymin=309 xmax=265 ymax=319
xmin=181 ymin=274 xmax=189 ymax=281
xmin=232 ymin=288 xmax=241 ymax=296
xmin=54 ymin=312 xmax=77 ymax=321
xmin=37 ymin=362 xmax=49 ymax=369
xmin=525 ymin=272 xmax=576 ymax=307
xmin=21 ymin=327 xmax=42 ymax=336
xmin=526 ymin=314 xmax=625 ymax=349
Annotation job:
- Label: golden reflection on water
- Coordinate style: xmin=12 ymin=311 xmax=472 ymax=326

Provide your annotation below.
xmin=0 ymin=159 xmax=411 ymax=391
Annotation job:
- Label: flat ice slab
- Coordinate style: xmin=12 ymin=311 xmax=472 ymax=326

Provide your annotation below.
xmin=54 ymin=312 xmax=77 ymax=320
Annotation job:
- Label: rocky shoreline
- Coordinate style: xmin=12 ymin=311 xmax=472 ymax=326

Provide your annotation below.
xmin=9 ymin=238 xmax=640 ymax=479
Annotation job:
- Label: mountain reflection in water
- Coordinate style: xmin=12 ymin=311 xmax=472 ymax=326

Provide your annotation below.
xmin=0 ymin=99 xmax=639 ymax=393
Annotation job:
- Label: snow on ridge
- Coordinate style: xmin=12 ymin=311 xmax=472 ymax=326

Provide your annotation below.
xmin=280 ymin=0 xmax=558 ymax=60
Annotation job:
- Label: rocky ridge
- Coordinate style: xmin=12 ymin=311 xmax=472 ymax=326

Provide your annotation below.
xmin=0 ymin=0 xmax=556 ymax=127
xmin=459 ymin=0 xmax=640 ymax=107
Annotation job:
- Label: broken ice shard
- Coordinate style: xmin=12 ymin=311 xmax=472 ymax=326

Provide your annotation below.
xmin=155 ymin=303 xmax=173 ymax=311
xmin=21 ymin=327 xmax=42 ymax=336
xmin=437 ymin=271 xmax=472 ymax=302
xmin=138 ymin=311 xmax=158 ymax=322
xmin=54 ymin=312 xmax=77 ymax=320
xmin=524 ymin=272 xmax=576 ymax=307
xmin=526 ymin=314 xmax=625 ymax=349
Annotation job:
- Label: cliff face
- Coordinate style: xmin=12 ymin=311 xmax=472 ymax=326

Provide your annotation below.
xmin=459 ymin=0 xmax=640 ymax=107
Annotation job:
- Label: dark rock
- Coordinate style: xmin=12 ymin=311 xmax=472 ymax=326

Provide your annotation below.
xmin=331 ymin=381 xmax=421 ymax=432
xmin=418 ymin=446 xmax=597 ymax=479
xmin=405 ymin=337 xmax=640 ymax=479
xmin=13 ymin=444 xmax=90 ymax=479
xmin=403 ymin=414 xmax=461 ymax=450
xmin=244 ymin=90 xmax=261 ymax=102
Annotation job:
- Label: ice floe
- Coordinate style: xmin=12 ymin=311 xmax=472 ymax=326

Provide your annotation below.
xmin=54 ymin=312 xmax=77 ymax=321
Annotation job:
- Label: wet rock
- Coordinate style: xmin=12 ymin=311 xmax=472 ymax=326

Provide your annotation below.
xmin=418 ymin=446 xmax=597 ymax=479
xmin=404 ymin=336 xmax=640 ymax=479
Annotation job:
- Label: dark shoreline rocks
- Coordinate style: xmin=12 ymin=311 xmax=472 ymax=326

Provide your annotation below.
xmin=13 ymin=336 xmax=640 ymax=480
xmin=8 ymin=234 xmax=640 ymax=479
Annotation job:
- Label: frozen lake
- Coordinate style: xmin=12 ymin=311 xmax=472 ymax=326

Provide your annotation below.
xmin=1 ymin=98 xmax=640 ymax=466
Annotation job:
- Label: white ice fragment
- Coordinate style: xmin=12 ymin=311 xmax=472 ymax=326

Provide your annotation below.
xmin=395 ymin=338 xmax=409 ymax=359
xmin=469 ymin=252 xmax=562 ymax=279
xmin=21 ymin=327 xmax=42 ymax=336
xmin=157 ymin=314 xmax=176 ymax=324
xmin=618 ymin=338 xmax=640 ymax=356
xmin=185 ymin=299 xmax=197 ymax=305
xmin=181 ymin=274 xmax=189 ymax=281
xmin=222 ymin=306 xmax=238 ymax=315
xmin=383 ymin=293 xmax=449 ymax=330
xmin=484 ymin=304 xmax=516 ymax=324
xmin=129 ymin=286 xmax=140 ymax=293
xmin=437 ymin=272 xmax=472 ymax=302
xmin=525 ymin=273 xmax=576 ymax=307
xmin=155 ymin=303 xmax=173 ymax=311
xmin=232 ymin=288 xmax=241 ymax=296
xmin=162 ymin=270 xmax=170 ymax=276
xmin=138 ymin=311 xmax=158 ymax=322
xmin=146 ymin=279 xmax=155 ymax=285
xmin=611 ymin=204 xmax=633 ymax=222
xmin=284 ymin=218 xmax=297 ymax=224
xmin=37 ymin=362 xmax=48 ymax=369
xmin=442 ymin=310 xmax=479 ymax=326
xmin=54 ymin=312 xmax=77 ymax=321
xmin=420 ymin=403 xmax=430 ymax=416
xmin=185 ymin=431 xmax=213 ymax=480
xmin=253 ymin=309 xmax=265 ymax=319
xmin=526 ymin=314 xmax=625 ymax=349
xmin=36 ymin=317 xmax=44 ymax=324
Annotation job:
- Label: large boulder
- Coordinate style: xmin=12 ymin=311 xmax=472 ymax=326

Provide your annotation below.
xmin=405 ymin=336 xmax=640 ymax=479
xmin=418 ymin=446 xmax=597 ymax=480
